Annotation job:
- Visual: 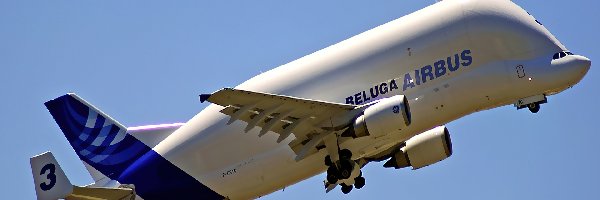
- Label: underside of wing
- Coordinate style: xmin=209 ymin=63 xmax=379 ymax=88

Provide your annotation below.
xmin=200 ymin=88 xmax=360 ymax=160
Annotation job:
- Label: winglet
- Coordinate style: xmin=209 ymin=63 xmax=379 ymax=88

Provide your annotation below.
xmin=199 ymin=94 xmax=211 ymax=103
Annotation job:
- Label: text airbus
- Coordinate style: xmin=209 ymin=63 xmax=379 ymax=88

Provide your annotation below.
xmin=345 ymin=49 xmax=472 ymax=105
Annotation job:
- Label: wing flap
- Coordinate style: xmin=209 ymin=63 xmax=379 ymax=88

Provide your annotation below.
xmin=202 ymin=88 xmax=359 ymax=160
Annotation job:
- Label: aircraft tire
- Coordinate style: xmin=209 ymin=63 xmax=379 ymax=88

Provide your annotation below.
xmin=354 ymin=176 xmax=365 ymax=189
xmin=528 ymin=103 xmax=540 ymax=113
xmin=339 ymin=149 xmax=352 ymax=160
xmin=338 ymin=160 xmax=353 ymax=179
xmin=327 ymin=166 xmax=338 ymax=184
xmin=324 ymin=155 xmax=332 ymax=167
xmin=341 ymin=184 xmax=353 ymax=194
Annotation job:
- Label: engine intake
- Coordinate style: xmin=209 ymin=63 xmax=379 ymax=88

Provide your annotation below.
xmin=344 ymin=95 xmax=411 ymax=138
xmin=384 ymin=126 xmax=453 ymax=170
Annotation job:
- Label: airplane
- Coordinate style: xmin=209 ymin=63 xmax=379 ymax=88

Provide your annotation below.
xmin=30 ymin=0 xmax=591 ymax=199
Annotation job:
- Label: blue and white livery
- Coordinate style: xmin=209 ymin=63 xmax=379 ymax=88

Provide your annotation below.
xmin=30 ymin=0 xmax=590 ymax=199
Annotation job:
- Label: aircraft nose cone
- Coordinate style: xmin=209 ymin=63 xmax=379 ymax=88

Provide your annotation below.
xmin=577 ymin=55 xmax=591 ymax=71
xmin=571 ymin=55 xmax=591 ymax=76
xmin=551 ymin=54 xmax=591 ymax=85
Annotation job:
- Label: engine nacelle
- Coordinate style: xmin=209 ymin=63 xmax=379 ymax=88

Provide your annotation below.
xmin=346 ymin=95 xmax=411 ymax=138
xmin=384 ymin=126 xmax=453 ymax=170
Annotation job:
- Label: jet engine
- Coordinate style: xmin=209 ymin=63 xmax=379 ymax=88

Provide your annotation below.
xmin=344 ymin=95 xmax=411 ymax=138
xmin=384 ymin=126 xmax=453 ymax=169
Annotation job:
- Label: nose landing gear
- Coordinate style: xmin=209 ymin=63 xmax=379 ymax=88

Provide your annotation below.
xmin=527 ymin=103 xmax=540 ymax=113
xmin=514 ymin=95 xmax=547 ymax=114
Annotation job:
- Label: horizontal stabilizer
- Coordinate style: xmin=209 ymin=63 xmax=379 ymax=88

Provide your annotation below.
xmin=30 ymin=152 xmax=73 ymax=200
xmin=67 ymin=186 xmax=135 ymax=200
xmin=128 ymin=123 xmax=185 ymax=148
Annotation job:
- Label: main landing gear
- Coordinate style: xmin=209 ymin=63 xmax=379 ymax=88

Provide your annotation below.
xmin=325 ymin=149 xmax=365 ymax=194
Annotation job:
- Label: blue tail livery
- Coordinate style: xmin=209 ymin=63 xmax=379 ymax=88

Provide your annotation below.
xmin=44 ymin=94 xmax=223 ymax=200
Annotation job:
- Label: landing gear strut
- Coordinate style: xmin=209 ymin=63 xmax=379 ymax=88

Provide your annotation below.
xmin=325 ymin=149 xmax=365 ymax=194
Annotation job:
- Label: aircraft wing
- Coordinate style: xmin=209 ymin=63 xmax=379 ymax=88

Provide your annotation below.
xmin=200 ymin=88 xmax=360 ymax=160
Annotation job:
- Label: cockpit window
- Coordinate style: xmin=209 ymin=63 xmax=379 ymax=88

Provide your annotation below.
xmin=553 ymin=51 xmax=573 ymax=60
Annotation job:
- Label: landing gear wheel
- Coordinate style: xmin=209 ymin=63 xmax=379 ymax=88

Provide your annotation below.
xmin=354 ymin=176 xmax=365 ymax=189
xmin=341 ymin=183 xmax=353 ymax=194
xmin=528 ymin=103 xmax=540 ymax=113
xmin=324 ymin=155 xmax=332 ymax=167
xmin=326 ymin=166 xmax=338 ymax=184
xmin=339 ymin=149 xmax=353 ymax=160
xmin=338 ymin=160 xmax=353 ymax=179
xmin=339 ymin=169 xmax=351 ymax=179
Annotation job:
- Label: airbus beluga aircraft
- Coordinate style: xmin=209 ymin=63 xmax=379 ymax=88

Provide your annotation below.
xmin=30 ymin=0 xmax=590 ymax=199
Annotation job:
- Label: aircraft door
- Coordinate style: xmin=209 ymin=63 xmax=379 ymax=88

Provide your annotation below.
xmin=516 ymin=65 xmax=526 ymax=78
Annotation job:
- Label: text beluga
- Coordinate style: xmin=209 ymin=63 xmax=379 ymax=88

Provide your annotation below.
xmin=345 ymin=49 xmax=472 ymax=105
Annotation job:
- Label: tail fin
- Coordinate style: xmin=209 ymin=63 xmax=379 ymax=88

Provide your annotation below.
xmin=44 ymin=93 xmax=153 ymax=180
xmin=44 ymin=93 xmax=224 ymax=199
xmin=30 ymin=152 xmax=73 ymax=200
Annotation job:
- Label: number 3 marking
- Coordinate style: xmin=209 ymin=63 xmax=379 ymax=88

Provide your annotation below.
xmin=39 ymin=163 xmax=56 ymax=191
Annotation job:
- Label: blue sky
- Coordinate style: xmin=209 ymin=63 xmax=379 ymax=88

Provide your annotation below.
xmin=1 ymin=0 xmax=598 ymax=199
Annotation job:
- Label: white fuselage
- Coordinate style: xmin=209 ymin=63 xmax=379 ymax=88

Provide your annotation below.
xmin=150 ymin=0 xmax=588 ymax=199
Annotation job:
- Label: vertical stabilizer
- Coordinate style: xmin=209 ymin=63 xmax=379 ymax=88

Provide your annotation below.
xmin=44 ymin=93 xmax=153 ymax=179
xmin=44 ymin=93 xmax=224 ymax=199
